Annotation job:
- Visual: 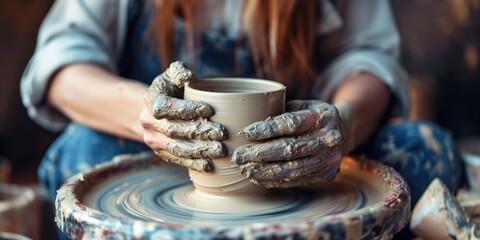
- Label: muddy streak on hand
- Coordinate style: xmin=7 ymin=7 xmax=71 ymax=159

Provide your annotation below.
xmin=163 ymin=61 xmax=198 ymax=87
xmin=239 ymin=112 xmax=305 ymax=140
xmin=239 ymin=104 xmax=339 ymax=141
xmin=152 ymin=96 xmax=214 ymax=120
xmin=155 ymin=150 xmax=213 ymax=172
xmin=233 ymin=130 xmax=343 ymax=163
xmin=145 ymin=60 xmax=197 ymax=105
xmin=166 ymin=140 xmax=225 ymax=159
xmin=148 ymin=61 xmax=197 ymax=97
xmin=145 ymin=61 xmax=204 ymax=120
xmin=145 ymin=75 xmax=180 ymax=103
xmin=155 ymin=118 xmax=227 ymax=140
xmin=145 ymin=77 xmax=179 ymax=111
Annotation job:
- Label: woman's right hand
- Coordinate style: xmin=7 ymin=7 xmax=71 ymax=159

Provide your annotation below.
xmin=140 ymin=61 xmax=227 ymax=172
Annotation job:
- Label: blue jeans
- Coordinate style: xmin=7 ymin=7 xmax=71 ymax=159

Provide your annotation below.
xmin=38 ymin=123 xmax=149 ymax=202
xmin=364 ymin=120 xmax=463 ymax=204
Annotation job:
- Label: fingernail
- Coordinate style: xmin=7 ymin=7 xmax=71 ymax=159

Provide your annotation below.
xmin=202 ymin=160 xmax=213 ymax=172
xmin=232 ymin=149 xmax=247 ymax=164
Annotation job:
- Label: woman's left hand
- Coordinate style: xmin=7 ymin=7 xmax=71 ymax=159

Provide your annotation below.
xmin=232 ymin=100 xmax=344 ymax=188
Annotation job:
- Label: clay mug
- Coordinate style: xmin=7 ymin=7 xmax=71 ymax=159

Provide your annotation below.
xmin=184 ymin=78 xmax=286 ymax=195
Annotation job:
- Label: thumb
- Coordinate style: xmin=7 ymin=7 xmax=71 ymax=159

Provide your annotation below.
xmin=238 ymin=109 xmax=325 ymax=140
xmin=163 ymin=61 xmax=197 ymax=87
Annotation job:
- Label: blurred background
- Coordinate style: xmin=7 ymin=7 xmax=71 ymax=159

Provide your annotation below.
xmin=0 ymin=0 xmax=480 ymax=238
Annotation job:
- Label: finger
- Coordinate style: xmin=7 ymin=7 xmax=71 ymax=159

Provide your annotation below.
xmin=232 ymin=129 xmax=343 ymax=164
xmin=287 ymin=100 xmax=341 ymax=131
xmin=151 ymin=95 xmax=214 ymax=120
xmin=238 ymin=105 xmax=339 ymax=140
xmin=237 ymin=150 xmax=341 ymax=182
xmin=141 ymin=108 xmax=171 ymax=151
xmin=154 ymin=118 xmax=227 ymax=140
xmin=166 ymin=140 xmax=226 ymax=159
xmin=145 ymin=61 xmax=196 ymax=109
xmin=155 ymin=150 xmax=213 ymax=172
xmin=145 ymin=75 xmax=179 ymax=105
xmin=238 ymin=112 xmax=305 ymax=140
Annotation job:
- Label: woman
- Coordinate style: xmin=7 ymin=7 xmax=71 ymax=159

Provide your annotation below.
xmin=22 ymin=0 xmax=461 ymax=211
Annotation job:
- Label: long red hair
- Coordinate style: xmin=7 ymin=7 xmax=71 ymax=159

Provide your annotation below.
xmin=148 ymin=0 xmax=319 ymax=98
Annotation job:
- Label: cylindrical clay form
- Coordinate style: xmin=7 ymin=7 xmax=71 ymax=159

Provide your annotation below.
xmin=184 ymin=78 xmax=286 ymax=195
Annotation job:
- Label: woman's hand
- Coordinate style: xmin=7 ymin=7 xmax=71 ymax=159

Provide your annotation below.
xmin=232 ymin=100 xmax=345 ymax=188
xmin=140 ymin=61 xmax=227 ymax=172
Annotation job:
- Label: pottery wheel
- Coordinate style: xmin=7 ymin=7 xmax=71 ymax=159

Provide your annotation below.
xmin=82 ymin=167 xmax=367 ymax=227
xmin=56 ymin=153 xmax=411 ymax=239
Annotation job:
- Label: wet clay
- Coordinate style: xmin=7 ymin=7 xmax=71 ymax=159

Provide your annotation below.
xmin=145 ymin=62 xmax=227 ymax=172
xmin=151 ymin=96 xmax=214 ymax=120
xmin=238 ymin=112 xmax=306 ymax=140
xmin=154 ymin=118 xmax=226 ymax=140
xmin=239 ymin=100 xmax=339 ymax=140
xmin=239 ymin=150 xmax=341 ymax=188
xmin=232 ymin=99 xmax=343 ymax=188
xmin=145 ymin=61 xmax=195 ymax=101
xmin=57 ymin=153 xmax=410 ymax=239
xmin=145 ymin=61 xmax=213 ymax=120
xmin=165 ymin=140 xmax=224 ymax=159
xmin=184 ymin=78 xmax=286 ymax=196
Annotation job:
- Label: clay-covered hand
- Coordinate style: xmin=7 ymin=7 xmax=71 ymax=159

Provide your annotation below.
xmin=141 ymin=61 xmax=227 ymax=172
xmin=232 ymin=100 xmax=344 ymax=188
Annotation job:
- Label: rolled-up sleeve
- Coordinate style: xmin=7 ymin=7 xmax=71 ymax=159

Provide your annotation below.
xmin=313 ymin=0 xmax=409 ymax=118
xmin=20 ymin=0 xmax=129 ymax=131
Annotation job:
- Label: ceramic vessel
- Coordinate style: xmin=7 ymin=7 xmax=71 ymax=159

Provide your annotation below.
xmin=184 ymin=78 xmax=286 ymax=195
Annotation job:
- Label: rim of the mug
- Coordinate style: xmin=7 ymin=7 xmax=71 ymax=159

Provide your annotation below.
xmin=185 ymin=78 xmax=286 ymax=96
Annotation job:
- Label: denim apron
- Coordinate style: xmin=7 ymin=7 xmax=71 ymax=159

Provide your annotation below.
xmin=38 ymin=0 xmax=463 ymax=214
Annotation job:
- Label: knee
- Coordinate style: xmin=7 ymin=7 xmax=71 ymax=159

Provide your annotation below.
xmin=366 ymin=121 xmax=464 ymax=204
